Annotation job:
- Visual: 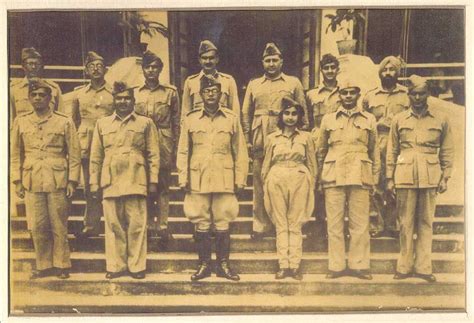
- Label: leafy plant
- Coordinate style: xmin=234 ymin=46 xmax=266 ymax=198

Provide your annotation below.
xmin=325 ymin=9 xmax=365 ymax=36
xmin=119 ymin=11 xmax=169 ymax=38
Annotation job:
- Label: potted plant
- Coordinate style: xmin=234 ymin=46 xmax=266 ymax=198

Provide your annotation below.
xmin=325 ymin=9 xmax=365 ymax=55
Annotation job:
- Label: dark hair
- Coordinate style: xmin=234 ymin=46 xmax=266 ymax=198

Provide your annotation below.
xmin=277 ymin=103 xmax=305 ymax=130
xmin=320 ymin=54 xmax=339 ymax=69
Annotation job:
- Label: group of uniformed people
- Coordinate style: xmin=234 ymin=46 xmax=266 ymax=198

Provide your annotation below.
xmin=11 ymin=39 xmax=453 ymax=283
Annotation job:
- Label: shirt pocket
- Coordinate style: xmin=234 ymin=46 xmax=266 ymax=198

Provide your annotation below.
xmin=51 ymin=159 xmax=68 ymax=189
xmin=360 ymin=157 xmax=374 ymax=186
xmin=102 ymin=127 xmax=118 ymax=149
xmin=153 ymin=101 xmax=171 ymax=125
xmin=214 ymin=125 xmax=233 ymax=154
xmin=190 ymin=89 xmax=204 ymax=110
xmin=21 ymin=162 xmax=33 ymax=191
xmin=327 ymin=123 xmax=344 ymax=145
xmin=426 ymin=154 xmax=442 ymax=185
xmin=321 ymin=155 xmax=336 ymax=184
xmin=190 ymin=128 xmax=207 ymax=146
xmin=419 ymin=125 xmax=442 ymax=146
xmin=399 ymin=125 xmax=415 ymax=144
xmin=189 ymin=158 xmax=201 ymax=191
xmin=127 ymin=126 xmax=146 ymax=149
xmin=394 ymin=155 xmax=415 ymax=185
xmin=131 ymin=154 xmax=148 ymax=187
xmin=219 ymin=87 xmax=230 ymax=109
xmin=46 ymin=130 xmax=65 ymax=149
xmin=223 ymin=159 xmax=235 ymax=190
xmin=353 ymin=118 xmax=371 ymax=144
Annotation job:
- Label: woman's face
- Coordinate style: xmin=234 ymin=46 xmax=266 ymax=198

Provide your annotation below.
xmin=282 ymin=106 xmax=298 ymax=127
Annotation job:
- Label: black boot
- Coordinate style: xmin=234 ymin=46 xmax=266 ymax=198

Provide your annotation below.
xmin=191 ymin=231 xmax=212 ymax=281
xmin=215 ymin=230 xmax=240 ymax=281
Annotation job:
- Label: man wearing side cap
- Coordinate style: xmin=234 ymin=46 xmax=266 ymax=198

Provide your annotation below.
xmin=242 ymin=42 xmax=309 ymax=240
xmin=67 ymin=51 xmax=115 ymax=240
xmin=135 ymin=50 xmax=180 ymax=244
xmin=317 ymin=75 xmax=380 ymax=280
xmin=181 ymin=40 xmax=240 ymax=119
xmin=11 ymin=79 xmax=81 ymax=280
xmin=387 ymin=75 xmax=454 ymax=283
xmin=177 ymin=76 xmax=248 ymax=281
xmin=363 ymin=56 xmax=410 ymax=239
xmin=10 ymin=47 xmax=63 ymax=124
xmin=89 ymin=81 xmax=160 ymax=280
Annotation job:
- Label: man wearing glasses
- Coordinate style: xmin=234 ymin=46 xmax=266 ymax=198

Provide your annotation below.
xmin=67 ymin=51 xmax=115 ymax=240
xmin=10 ymin=47 xmax=63 ymax=123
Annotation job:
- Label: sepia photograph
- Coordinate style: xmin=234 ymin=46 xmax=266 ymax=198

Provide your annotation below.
xmin=5 ymin=4 xmax=467 ymax=318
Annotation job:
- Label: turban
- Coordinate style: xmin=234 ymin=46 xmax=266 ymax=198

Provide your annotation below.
xmin=337 ymin=74 xmax=361 ymax=92
xmin=378 ymin=55 xmax=404 ymax=76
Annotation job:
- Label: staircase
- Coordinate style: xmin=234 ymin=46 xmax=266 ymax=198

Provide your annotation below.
xmin=10 ymin=172 xmax=466 ymax=314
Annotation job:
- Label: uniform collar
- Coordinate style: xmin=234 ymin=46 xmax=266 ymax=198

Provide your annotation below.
xmin=407 ymin=104 xmax=434 ymax=118
xmin=375 ymin=83 xmax=406 ymax=94
xmin=113 ymin=110 xmax=137 ymax=122
xmin=31 ymin=109 xmax=54 ymax=124
xmin=86 ymin=81 xmax=110 ymax=93
xmin=261 ymin=72 xmax=287 ymax=84
xmin=198 ymin=105 xmax=228 ymax=119
xmin=139 ymin=81 xmax=161 ymax=92
xmin=336 ymin=104 xmax=366 ymax=118
xmin=316 ymin=81 xmax=339 ymax=94
xmin=274 ymin=128 xmax=301 ymax=138
xmin=199 ymin=69 xmax=219 ymax=79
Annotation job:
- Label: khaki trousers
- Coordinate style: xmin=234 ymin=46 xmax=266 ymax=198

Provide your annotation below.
xmin=325 ymin=186 xmax=370 ymax=272
xmin=147 ymin=167 xmax=170 ymax=230
xmin=25 ymin=190 xmax=71 ymax=270
xmin=396 ymin=188 xmax=437 ymax=275
xmin=183 ymin=193 xmax=239 ymax=232
xmin=252 ymin=157 xmax=273 ymax=233
xmin=103 ymin=195 xmax=147 ymax=273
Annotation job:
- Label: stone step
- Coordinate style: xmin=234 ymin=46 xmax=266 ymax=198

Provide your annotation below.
xmin=10 ymin=278 xmax=465 ymax=314
xmin=11 ymin=231 xmax=465 ymax=254
xmin=10 ymin=215 xmax=465 ymax=235
xmin=12 ymin=272 xmax=465 ymax=297
xmin=12 ymin=251 xmax=465 ymax=275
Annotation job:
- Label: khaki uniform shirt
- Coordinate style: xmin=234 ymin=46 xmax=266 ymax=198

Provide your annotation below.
xmin=11 ymin=110 xmax=81 ymax=192
xmin=181 ymin=70 xmax=240 ymax=119
xmin=135 ymin=82 xmax=180 ymax=167
xmin=65 ymin=82 xmax=114 ymax=159
xmin=89 ymin=111 xmax=160 ymax=198
xmin=242 ymin=73 xmax=309 ymax=157
xmin=386 ymin=106 xmax=454 ymax=188
xmin=317 ymin=105 xmax=380 ymax=188
xmin=177 ymin=107 xmax=249 ymax=193
xmin=362 ymin=84 xmax=410 ymax=134
xmin=10 ymin=77 xmax=63 ymax=124
xmin=306 ymin=83 xmax=340 ymax=129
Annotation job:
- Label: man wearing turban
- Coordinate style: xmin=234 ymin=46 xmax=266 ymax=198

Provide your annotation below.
xmin=363 ymin=55 xmax=410 ymax=239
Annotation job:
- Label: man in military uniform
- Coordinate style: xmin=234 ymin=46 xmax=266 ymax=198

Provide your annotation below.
xmin=317 ymin=76 xmax=380 ymax=280
xmin=135 ymin=50 xmax=180 ymax=243
xmin=10 ymin=47 xmax=63 ymax=124
xmin=89 ymin=81 xmax=160 ymax=279
xmin=242 ymin=42 xmax=308 ymax=239
xmin=363 ymin=56 xmax=410 ymax=238
xmin=66 ymin=51 xmax=115 ymax=239
xmin=11 ymin=79 xmax=81 ymax=279
xmin=177 ymin=76 xmax=249 ymax=281
xmin=387 ymin=75 xmax=454 ymax=283
xmin=181 ymin=40 xmax=240 ymax=119
xmin=305 ymin=54 xmax=341 ymax=236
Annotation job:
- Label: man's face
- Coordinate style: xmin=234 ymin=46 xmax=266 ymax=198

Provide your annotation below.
xmin=86 ymin=60 xmax=106 ymax=81
xmin=142 ymin=61 xmax=162 ymax=82
xmin=113 ymin=91 xmax=135 ymax=115
xmin=262 ymin=54 xmax=283 ymax=76
xmin=199 ymin=50 xmax=219 ymax=72
xmin=201 ymin=85 xmax=222 ymax=107
xmin=408 ymin=86 xmax=429 ymax=109
xmin=339 ymin=87 xmax=360 ymax=109
xmin=23 ymin=58 xmax=43 ymax=78
xmin=321 ymin=62 xmax=339 ymax=82
xmin=29 ymin=88 xmax=51 ymax=111
xmin=380 ymin=62 xmax=398 ymax=83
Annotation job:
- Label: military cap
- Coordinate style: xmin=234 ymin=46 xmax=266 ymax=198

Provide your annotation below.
xmin=142 ymin=50 xmax=163 ymax=68
xmin=337 ymin=74 xmax=361 ymax=92
xmin=200 ymin=75 xmax=221 ymax=92
xmin=21 ymin=47 xmax=42 ymax=61
xmin=112 ymin=81 xmax=136 ymax=96
xmin=262 ymin=42 xmax=282 ymax=58
xmin=320 ymin=53 xmax=339 ymax=68
xmin=199 ymin=40 xmax=218 ymax=56
xmin=378 ymin=55 xmax=404 ymax=76
xmin=84 ymin=51 xmax=104 ymax=66
xmin=407 ymin=74 xmax=428 ymax=92
xmin=28 ymin=78 xmax=52 ymax=95
xmin=281 ymin=95 xmax=302 ymax=110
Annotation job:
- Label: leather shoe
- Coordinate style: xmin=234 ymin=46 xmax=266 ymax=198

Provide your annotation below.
xmin=393 ymin=271 xmax=412 ymax=280
xmin=191 ymin=262 xmax=212 ymax=281
xmin=30 ymin=268 xmax=54 ymax=280
xmin=350 ymin=269 xmax=373 ymax=280
xmin=105 ymin=271 xmax=128 ymax=279
xmin=414 ymin=273 xmax=436 ymax=283
xmin=216 ymin=261 xmax=240 ymax=281
xmin=290 ymin=267 xmax=303 ymax=281
xmin=275 ymin=268 xmax=291 ymax=279
xmin=326 ymin=270 xmax=346 ymax=279
xmin=57 ymin=269 xmax=70 ymax=279
xmin=130 ymin=271 xmax=146 ymax=279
